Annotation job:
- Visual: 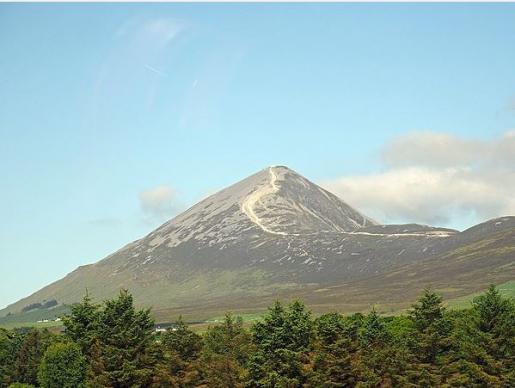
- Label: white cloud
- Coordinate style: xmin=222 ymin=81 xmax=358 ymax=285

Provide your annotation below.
xmin=139 ymin=185 xmax=180 ymax=223
xmin=323 ymin=131 xmax=515 ymax=229
xmin=381 ymin=131 xmax=482 ymax=168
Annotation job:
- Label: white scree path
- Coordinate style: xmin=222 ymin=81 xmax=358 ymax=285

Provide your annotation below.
xmin=241 ymin=167 xmax=288 ymax=236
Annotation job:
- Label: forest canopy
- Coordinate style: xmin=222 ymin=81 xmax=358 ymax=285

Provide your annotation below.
xmin=1 ymin=286 xmax=513 ymax=387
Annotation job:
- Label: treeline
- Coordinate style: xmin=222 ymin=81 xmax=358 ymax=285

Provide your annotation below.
xmin=1 ymin=286 xmax=514 ymax=387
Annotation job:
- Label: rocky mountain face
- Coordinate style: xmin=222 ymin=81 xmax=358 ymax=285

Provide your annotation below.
xmin=2 ymin=166 xmax=514 ymax=317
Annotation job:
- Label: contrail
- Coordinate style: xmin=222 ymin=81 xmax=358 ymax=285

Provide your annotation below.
xmin=144 ymin=64 xmax=168 ymax=77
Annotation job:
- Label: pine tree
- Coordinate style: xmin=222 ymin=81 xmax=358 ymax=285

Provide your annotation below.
xmin=248 ymin=300 xmax=313 ymax=387
xmin=360 ymin=309 xmax=389 ymax=347
xmin=199 ymin=314 xmax=252 ymax=387
xmin=95 ymin=289 xmax=157 ymax=388
xmin=62 ymin=291 xmax=100 ymax=361
xmin=162 ymin=316 xmax=202 ymax=362
xmin=203 ymin=313 xmax=252 ymax=365
xmin=409 ymin=289 xmax=451 ymax=364
xmin=308 ymin=312 xmax=355 ymax=387
xmin=13 ymin=329 xmax=54 ymax=386
xmin=356 ymin=309 xmax=410 ymax=387
xmin=0 ymin=329 xmax=18 ymax=386
xmin=473 ymin=285 xmax=511 ymax=333
xmin=158 ymin=316 xmax=203 ymax=386
xmin=472 ymin=285 xmax=515 ymax=385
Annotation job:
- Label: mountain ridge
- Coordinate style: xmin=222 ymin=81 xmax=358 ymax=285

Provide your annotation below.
xmin=2 ymin=166 xmax=514 ymax=319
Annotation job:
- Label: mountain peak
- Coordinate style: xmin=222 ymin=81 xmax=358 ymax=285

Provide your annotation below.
xmin=145 ymin=166 xmax=375 ymax=250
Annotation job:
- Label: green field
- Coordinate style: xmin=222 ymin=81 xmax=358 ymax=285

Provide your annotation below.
xmin=0 ymin=304 xmax=69 ymax=330
xmin=446 ymin=280 xmax=515 ymax=309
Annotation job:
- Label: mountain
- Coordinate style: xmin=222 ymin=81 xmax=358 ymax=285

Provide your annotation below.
xmin=2 ymin=166 xmax=514 ymax=320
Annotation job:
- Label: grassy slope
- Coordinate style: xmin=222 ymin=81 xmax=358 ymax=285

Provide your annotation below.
xmin=2 ymin=282 xmax=514 ymax=330
xmin=446 ymin=280 xmax=515 ymax=309
xmin=2 ymin=227 xmax=513 ymax=327
xmin=150 ymin=228 xmax=515 ymax=321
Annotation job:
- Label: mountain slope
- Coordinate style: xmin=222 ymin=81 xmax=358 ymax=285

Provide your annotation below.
xmin=2 ymin=166 xmax=514 ymax=319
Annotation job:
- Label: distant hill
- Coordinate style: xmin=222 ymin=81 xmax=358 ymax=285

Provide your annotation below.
xmin=2 ymin=166 xmax=514 ymax=322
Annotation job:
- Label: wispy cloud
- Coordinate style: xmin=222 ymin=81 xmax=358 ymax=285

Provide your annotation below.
xmin=88 ymin=17 xmax=184 ymax=123
xmin=322 ymin=131 xmax=515 ymax=228
xmin=144 ymin=64 xmax=168 ymax=77
xmin=141 ymin=18 xmax=182 ymax=48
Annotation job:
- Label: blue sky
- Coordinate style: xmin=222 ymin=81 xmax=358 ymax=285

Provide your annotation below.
xmin=1 ymin=3 xmax=515 ymax=308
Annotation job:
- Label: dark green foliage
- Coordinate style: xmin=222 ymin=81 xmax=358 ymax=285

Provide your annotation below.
xmin=439 ymin=286 xmax=514 ymax=386
xmin=248 ymin=300 xmax=314 ymax=387
xmin=2 ymin=286 xmax=514 ymax=388
xmin=0 ymin=328 xmax=19 ymax=386
xmin=156 ymin=316 xmax=204 ymax=386
xmin=473 ymin=284 xmax=512 ymax=333
xmin=308 ymin=313 xmax=356 ymax=387
xmin=94 ymin=289 xmax=157 ymax=387
xmin=355 ymin=309 xmax=411 ymax=386
xmin=359 ymin=308 xmax=390 ymax=347
xmin=37 ymin=342 xmax=87 ymax=388
xmin=62 ymin=291 xmax=100 ymax=360
xmin=203 ymin=313 xmax=253 ymax=365
xmin=12 ymin=329 xmax=55 ymax=386
xmin=162 ymin=316 xmax=202 ymax=362
xmin=21 ymin=304 xmax=42 ymax=313
xmin=409 ymin=289 xmax=452 ymax=364
xmin=198 ymin=314 xmax=253 ymax=387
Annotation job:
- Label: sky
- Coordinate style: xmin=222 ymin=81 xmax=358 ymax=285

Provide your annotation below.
xmin=1 ymin=3 xmax=515 ymax=309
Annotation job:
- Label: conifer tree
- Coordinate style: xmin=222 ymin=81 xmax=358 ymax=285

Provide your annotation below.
xmin=13 ymin=329 xmax=54 ymax=386
xmin=158 ymin=316 xmax=203 ymax=386
xmin=162 ymin=316 xmax=202 ymax=362
xmin=409 ymin=288 xmax=451 ymax=364
xmin=0 ymin=328 xmax=18 ymax=386
xmin=95 ymin=289 xmax=156 ymax=387
xmin=62 ymin=291 xmax=100 ymax=360
xmin=248 ymin=300 xmax=313 ymax=387
xmin=309 ymin=313 xmax=355 ymax=387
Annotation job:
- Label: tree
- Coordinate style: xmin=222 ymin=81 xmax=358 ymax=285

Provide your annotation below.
xmin=308 ymin=313 xmax=356 ymax=387
xmin=162 ymin=316 xmax=202 ymax=362
xmin=37 ymin=342 xmax=87 ymax=388
xmin=409 ymin=289 xmax=451 ymax=364
xmin=0 ymin=328 xmax=19 ymax=386
xmin=155 ymin=316 xmax=203 ymax=386
xmin=355 ymin=309 xmax=410 ymax=387
xmin=62 ymin=291 xmax=100 ymax=360
xmin=314 ymin=312 xmax=346 ymax=347
xmin=470 ymin=285 xmax=515 ymax=384
xmin=95 ymin=289 xmax=157 ymax=388
xmin=200 ymin=313 xmax=253 ymax=387
xmin=439 ymin=286 xmax=513 ymax=386
xmin=359 ymin=309 xmax=389 ymax=348
xmin=248 ymin=300 xmax=313 ymax=387
xmin=13 ymin=329 xmax=54 ymax=386
xmin=473 ymin=285 xmax=512 ymax=333
xmin=203 ymin=313 xmax=252 ymax=365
